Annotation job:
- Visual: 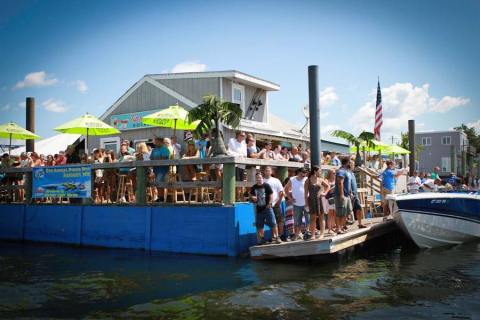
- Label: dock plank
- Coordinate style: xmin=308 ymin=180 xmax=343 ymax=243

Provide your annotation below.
xmin=249 ymin=217 xmax=396 ymax=259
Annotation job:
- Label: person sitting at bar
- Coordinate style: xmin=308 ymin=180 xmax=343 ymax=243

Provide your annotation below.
xmin=150 ymin=137 xmax=171 ymax=202
xmin=227 ymin=131 xmax=247 ymax=199
xmin=182 ymin=140 xmax=199 ymax=181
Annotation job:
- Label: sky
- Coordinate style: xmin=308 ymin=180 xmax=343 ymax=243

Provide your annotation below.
xmin=0 ymin=0 xmax=479 ymax=145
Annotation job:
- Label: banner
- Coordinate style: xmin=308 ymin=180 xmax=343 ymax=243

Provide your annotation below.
xmin=110 ymin=109 xmax=160 ymax=131
xmin=32 ymin=165 xmax=92 ymax=198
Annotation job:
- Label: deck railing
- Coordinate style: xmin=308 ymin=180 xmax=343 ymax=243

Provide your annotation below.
xmin=0 ymin=157 xmax=306 ymax=205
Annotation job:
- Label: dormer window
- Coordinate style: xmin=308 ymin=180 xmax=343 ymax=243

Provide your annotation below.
xmin=232 ymin=83 xmax=245 ymax=114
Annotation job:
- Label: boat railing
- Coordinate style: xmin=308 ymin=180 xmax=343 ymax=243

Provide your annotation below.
xmin=0 ymin=157 xmax=316 ymax=205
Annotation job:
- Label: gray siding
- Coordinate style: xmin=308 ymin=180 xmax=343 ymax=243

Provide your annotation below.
xmin=156 ymin=78 xmax=220 ymax=105
xmin=104 ymin=81 xmax=187 ymax=124
xmin=415 ymin=131 xmax=463 ymax=174
xmin=223 ymin=79 xmax=267 ymax=122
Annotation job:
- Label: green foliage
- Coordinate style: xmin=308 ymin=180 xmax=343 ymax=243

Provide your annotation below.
xmin=398 ymin=132 xmax=423 ymax=161
xmin=331 ymin=130 xmax=374 ymax=148
xmin=454 ymin=124 xmax=480 ymax=152
xmin=187 ymin=95 xmax=243 ymax=156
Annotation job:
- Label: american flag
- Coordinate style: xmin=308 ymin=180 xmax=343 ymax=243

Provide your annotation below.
xmin=374 ymin=79 xmax=383 ymax=140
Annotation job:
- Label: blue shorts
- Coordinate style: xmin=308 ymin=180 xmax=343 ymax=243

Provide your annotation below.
xmin=155 ymin=171 xmax=167 ymax=184
xmin=293 ymin=205 xmax=309 ymax=227
xmin=256 ymin=207 xmax=277 ymax=229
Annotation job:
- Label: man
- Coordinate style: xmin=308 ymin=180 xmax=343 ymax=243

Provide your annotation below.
xmin=335 ymin=158 xmax=352 ymax=234
xmin=263 ymin=166 xmax=286 ymax=240
xmin=65 ymin=145 xmax=80 ymax=164
xmin=407 ymin=171 xmax=422 ymax=194
xmin=331 ymin=152 xmax=341 ymax=167
xmin=380 ymin=160 xmax=402 ymax=218
xmin=421 ymin=174 xmax=442 ymax=192
xmin=150 ymin=137 xmax=171 ymax=201
xmin=349 ymin=160 xmax=367 ymax=228
xmin=284 ymin=167 xmax=308 ymax=240
xmin=171 ymin=136 xmax=182 ymax=159
xmin=431 ymin=166 xmax=440 ymax=180
xmin=227 ymin=131 xmax=247 ymax=198
xmin=250 ymin=172 xmax=282 ymax=245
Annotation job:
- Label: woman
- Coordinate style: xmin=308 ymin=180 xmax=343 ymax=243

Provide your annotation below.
xmin=182 ymin=141 xmax=199 ymax=181
xmin=45 ymin=154 xmax=56 ymax=166
xmin=324 ymin=169 xmax=337 ymax=235
xmin=135 ymin=142 xmax=150 ymax=161
xmin=304 ymin=166 xmax=330 ymax=240
xmin=30 ymin=152 xmax=42 ymax=167
xmin=103 ymin=150 xmax=117 ymax=203
xmin=93 ymin=149 xmax=105 ymax=203
xmin=258 ymin=141 xmax=275 ymax=160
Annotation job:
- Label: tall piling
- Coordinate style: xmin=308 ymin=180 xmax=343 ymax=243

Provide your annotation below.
xmin=408 ymin=120 xmax=415 ymax=176
xmin=26 ymin=97 xmax=35 ymax=152
xmin=308 ymin=65 xmax=321 ymax=167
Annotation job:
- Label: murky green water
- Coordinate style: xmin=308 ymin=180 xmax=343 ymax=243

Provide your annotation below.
xmin=1 ymin=240 xmax=479 ymax=319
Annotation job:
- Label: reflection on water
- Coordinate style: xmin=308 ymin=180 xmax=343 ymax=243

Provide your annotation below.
xmin=0 ymin=241 xmax=479 ymax=319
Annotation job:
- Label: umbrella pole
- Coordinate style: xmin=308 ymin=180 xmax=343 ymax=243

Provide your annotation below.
xmin=9 ymin=133 xmax=11 ymax=155
xmin=86 ymin=128 xmax=89 ymax=155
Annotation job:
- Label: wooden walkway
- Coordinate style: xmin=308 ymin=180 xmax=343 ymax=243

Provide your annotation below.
xmin=249 ymin=217 xmax=397 ymax=260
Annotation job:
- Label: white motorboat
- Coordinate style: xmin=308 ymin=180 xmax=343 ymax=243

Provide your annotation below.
xmin=387 ymin=192 xmax=480 ymax=248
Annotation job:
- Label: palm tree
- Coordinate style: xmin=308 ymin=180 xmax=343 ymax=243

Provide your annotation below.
xmin=331 ymin=130 xmax=375 ymax=166
xmin=187 ymin=95 xmax=242 ymax=157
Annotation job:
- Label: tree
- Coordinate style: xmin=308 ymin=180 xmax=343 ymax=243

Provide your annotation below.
xmin=454 ymin=124 xmax=480 ymax=151
xmin=398 ymin=132 xmax=423 ymax=161
xmin=187 ymin=95 xmax=242 ymax=157
xmin=330 ymin=130 xmax=375 ymax=166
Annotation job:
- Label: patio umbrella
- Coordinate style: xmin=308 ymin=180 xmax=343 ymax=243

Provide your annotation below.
xmin=350 ymin=139 xmax=390 ymax=153
xmin=0 ymin=122 xmax=41 ymax=155
xmin=54 ymin=113 xmax=120 ymax=154
xmin=142 ymin=104 xmax=199 ymax=136
xmin=383 ymin=144 xmax=411 ymax=155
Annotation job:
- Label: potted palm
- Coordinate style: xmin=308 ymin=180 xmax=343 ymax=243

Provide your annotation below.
xmin=331 ymin=130 xmax=375 ymax=166
xmin=187 ymin=95 xmax=242 ymax=157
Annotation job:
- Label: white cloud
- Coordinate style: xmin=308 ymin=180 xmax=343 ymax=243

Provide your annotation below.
xmin=18 ymin=101 xmax=26 ymax=109
xmin=320 ymin=86 xmax=339 ymax=107
xmin=350 ymin=82 xmax=470 ymax=137
xmin=74 ymin=80 xmax=88 ymax=93
xmin=42 ymin=98 xmax=68 ymax=113
xmin=321 ymin=124 xmax=340 ymax=136
xmin=467 ymin=120 xmax=480 ymax=132
xmin=1 ymin=104 xmax=10 ymax=111
xmin=14 ymin=71 xmax=58 ymax=89
xmin=169 ymin=61 xmax=207 ymax=73
xmin=429 ymin=96 xmax=470 ymax=113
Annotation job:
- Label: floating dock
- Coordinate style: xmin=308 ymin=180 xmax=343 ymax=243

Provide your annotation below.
xmin=249 ymin=217 xmax=397 ymax=260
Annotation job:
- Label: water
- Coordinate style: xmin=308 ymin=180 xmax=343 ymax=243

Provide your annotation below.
xmin=1 ymin=241 xmax=480 ymax=319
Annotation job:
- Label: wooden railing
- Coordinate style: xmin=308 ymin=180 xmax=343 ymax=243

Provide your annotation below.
xmin=0 ymin=157 xmax=306 ymax=205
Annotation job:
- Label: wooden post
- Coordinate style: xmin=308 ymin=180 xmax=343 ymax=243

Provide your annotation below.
xmin=277 ymin=166 xmax=288 ymax=184
xmin=222 ymin=163 xmax=235 ymax=205
xmin=25 ymin=171 xmax=32 ymax=204
xmin=136 ymin=165 xmax=147 ymax=205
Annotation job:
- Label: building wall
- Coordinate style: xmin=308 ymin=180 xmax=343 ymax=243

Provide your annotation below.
xmin=0 ymin=203 xmax=257 ymax=256
xmin=156 ymin=77 xmax=220 ymax=104
xmin=415 ymin=131 xmax=466 ymax=174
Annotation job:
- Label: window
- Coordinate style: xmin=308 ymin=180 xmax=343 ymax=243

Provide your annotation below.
xmin=421 ymin=137 xmax=431 ymax=146
xmin=441 ymin=157 xmax=451 ymax=172
xmin=100 ymin=137 xmax=120 ymax=154
xmin=232 ymin=83 xmax=245 ymax=113
xmin=441 ymin=136 xmax=451 ymax=145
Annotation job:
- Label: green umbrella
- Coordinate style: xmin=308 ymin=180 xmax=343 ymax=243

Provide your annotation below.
xmin=383 ymin=144 xmax=411 ymax=155
xmin=142 ymin=104 xmax=199 ymax=135
xmin=350 ymin=139 xmax=390 ymax=153
xmin=54 ymin=113 xmax=120 ymax=154
xmin=0 ymin=122 xmax=41 ymax=155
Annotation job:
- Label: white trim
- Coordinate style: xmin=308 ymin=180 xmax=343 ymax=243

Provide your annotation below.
xmin=144 ymin=78 xmax=197 ymax=108
xmin=232 ymin=83 xmax=245 ymax=114
xmin=219 ymin=77 xmax=223 ymax=99
xmin=265 ymin=94 xmax=269 ymax=123
xmin=441 ymin=135 xmax=451 ymax=145
xmin=100 ymin=76 xmax=149 ymax=121
xmin=149 ymin=70 xmax=280 ymax=91
xmin=100 ymin=137 xmax=120 ymax=154
xmin=421 ymin=136 xmax=432 ymax=146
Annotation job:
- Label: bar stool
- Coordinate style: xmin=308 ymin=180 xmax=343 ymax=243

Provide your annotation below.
xmin=188 ymin=172 xmax=211 ymax=203
xmin=164 ymin=172 xmax=185 ymax=203
xmin=117 ymin=174 xmax=134 ymax=203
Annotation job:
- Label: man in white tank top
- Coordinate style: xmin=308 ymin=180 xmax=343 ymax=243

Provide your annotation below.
xmin=284 ymin=168 xmax=308 ymax=240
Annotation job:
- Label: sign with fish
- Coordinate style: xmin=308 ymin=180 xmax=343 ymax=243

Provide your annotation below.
xmin=32 ymin=165 xmax=92 ymax=198
xmin=110 ymin=109 xmax=160 ymax=131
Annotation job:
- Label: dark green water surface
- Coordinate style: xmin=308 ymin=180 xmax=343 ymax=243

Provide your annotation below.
xmin=0 ymin=240 xmax=479 ymax=319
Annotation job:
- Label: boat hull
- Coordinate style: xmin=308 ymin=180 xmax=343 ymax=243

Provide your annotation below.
xmin=389 ymin=193 xmax=480 ymax=249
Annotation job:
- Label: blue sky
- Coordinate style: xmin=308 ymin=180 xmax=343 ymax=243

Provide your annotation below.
xmin=1 ymin=0 xmax=479 ymax=144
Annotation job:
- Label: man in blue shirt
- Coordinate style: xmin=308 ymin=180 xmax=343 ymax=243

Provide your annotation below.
xmin=380 ymin=160 xmax=402 ymax=218
xmin=334 ymin=157 xmax=352 ymax=234
xmin=150 ymin=137 xmax=171 ymax=201
xmin=349 ymin=160 xmax=367 ymax=228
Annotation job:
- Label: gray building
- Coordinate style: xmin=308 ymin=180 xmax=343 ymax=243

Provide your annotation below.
xmin=90 ymin=70 xmax=348 ymax=154
xmin=415 ymin=130 xmax=474 ymax=176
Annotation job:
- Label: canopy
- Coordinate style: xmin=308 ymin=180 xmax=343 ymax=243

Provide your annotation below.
xmin=54 ymin=113 xmax=120 ymax=154
xmin=10 ymin=133 xmax=81 ymax=156
xmin=0 ymin=122 xmax=41 ymax=154
xmin=383 ymin=144 xmax=411 ymax=154
xmin=142 ymin=105 xmax=199 ymax=133
xmin=349 ymin=139 xmax=390 ymax=153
